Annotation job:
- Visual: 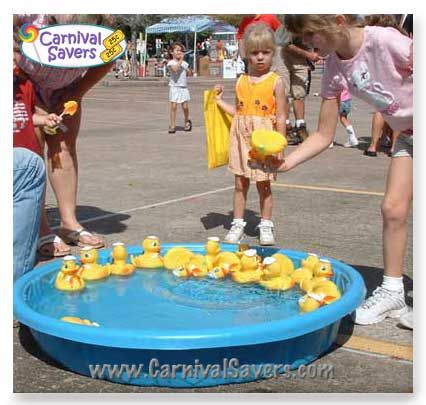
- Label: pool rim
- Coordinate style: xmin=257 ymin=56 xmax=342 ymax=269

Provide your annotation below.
xmin=13 ymin=243 xmax=366 ymax=350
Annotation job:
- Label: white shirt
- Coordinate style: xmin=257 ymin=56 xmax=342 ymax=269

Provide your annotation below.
xmin=167 ymin=60 xmax=189 ymax=87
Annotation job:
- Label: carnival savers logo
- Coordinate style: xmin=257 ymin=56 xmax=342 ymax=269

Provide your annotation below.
xmin=20 ymin=23 xmax=127 ymax=68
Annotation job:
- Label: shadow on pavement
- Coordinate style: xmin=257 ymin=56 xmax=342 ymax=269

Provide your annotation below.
xmin=46 ymin=205 xmax=131 ymax=235
xmin=18 ymin=325 xmax=64 ymax=370
xmin=200 ymin=210 xmax=261 ymax=237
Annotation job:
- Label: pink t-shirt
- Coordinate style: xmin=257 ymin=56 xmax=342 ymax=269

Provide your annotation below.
xmin=322 ymin=26 xmax=413 ymax=132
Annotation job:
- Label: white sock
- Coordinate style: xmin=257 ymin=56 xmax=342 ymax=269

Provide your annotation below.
xmin=382 ymin=276 xmax=404 ymax=292
xmin=286 ymin=119 xmax=291 ymax=126
xmin=260 ymin=218 xmax=274 ymax=227
xmin=296 ymin=119 xmax=305 ymax=128
xmin=346 ymin=125 xmax=357 ymax=139
xmin=233 ymin=218 xmax=245 ymax=225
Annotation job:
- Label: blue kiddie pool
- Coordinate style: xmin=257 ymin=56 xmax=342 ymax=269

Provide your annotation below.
xmin=14 ymin=243 xmax=365 ymax=388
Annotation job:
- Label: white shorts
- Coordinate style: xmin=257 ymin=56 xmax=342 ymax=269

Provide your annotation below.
xmin=169 ymin=86 xmax=190 ymax=103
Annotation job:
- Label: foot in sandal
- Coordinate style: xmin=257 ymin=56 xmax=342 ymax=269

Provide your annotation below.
xmin=37 ymin=234 xmax=71 ymax=258
xmin=59 ymin=227 xmax=105 ymax=249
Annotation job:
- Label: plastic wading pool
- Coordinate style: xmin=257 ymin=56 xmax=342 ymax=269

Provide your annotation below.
xmin=14 ymin=243 xmax=366 ymax=388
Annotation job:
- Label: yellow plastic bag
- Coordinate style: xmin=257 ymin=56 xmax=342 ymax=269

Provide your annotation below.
xmin=203 ymin=89 xmax=233 ymax=169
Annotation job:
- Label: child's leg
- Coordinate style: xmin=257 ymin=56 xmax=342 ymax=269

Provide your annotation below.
xmin=169 ymin=102 xmax=177 ymax=129
xmin=382 ymin=156 xmax=413 ymax=278
xmin=225 ymin=175 xmax=250 ymax=243
xmin=256 ymin=180 xmax=272 ymax=220
xmin=233 ymin=175 xmax=250 ymax=219
xmin=355 ymin=153 xmax=412 ymax=325
xmin=365 ymin=112 xmax=384 ymax=155
xmin=182 ymin=101 xmax=190 ymax=123
xmin=257 ymin=180 xmax=275 ymax=246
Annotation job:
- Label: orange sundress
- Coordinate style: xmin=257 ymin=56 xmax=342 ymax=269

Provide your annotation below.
xmin=228 ymin=71 xmax=282 ymax=181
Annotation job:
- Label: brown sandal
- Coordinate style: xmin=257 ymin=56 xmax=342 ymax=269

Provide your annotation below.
xmin=37 ymin=234 xmax=71 ymax=258
xmin=184 ymin=120 xmax=192 ymax=131
xmin=59 ymin=228 xmax=105 ymax=249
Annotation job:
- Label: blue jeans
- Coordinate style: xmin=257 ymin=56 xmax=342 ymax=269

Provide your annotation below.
xmin=13 ymin=148 xmax=46 ymax=281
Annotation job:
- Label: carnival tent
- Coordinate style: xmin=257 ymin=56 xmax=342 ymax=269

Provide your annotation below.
xmin=143 ymin=15 xmax=236 ymax=75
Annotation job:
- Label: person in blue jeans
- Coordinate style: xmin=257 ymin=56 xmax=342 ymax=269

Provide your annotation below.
xmin=13 ymin=148 xmax=46 ymax=281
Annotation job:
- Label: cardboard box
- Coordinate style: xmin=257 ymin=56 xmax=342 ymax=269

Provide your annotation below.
xmin=208 ymin=61 xmax=222 ymax=77
xmin=198 ymin=56 xmax=210 ymax=76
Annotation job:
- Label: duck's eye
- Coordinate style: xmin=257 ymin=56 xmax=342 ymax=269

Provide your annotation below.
xmin=85 ymin=253 xmax=90 ymax=258
xmin=152 ymin=242 xmax=157 ymax=247
xmin=64 ymin=264 xmax=68 ymax=269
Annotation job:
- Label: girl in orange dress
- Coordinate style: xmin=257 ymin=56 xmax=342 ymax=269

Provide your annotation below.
xmin=215 ymin=23 xmax=286 ymax=246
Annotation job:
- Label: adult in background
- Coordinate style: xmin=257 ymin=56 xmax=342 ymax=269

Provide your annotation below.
xmin=15 ymin=14 xmax=116 ymax=257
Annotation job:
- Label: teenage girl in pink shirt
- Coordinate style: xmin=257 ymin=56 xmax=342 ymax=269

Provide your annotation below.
xmin=277 ymin=15 xmax=413 ymax=328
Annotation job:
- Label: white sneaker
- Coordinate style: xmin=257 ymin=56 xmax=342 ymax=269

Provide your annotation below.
xmin=354 ymin=286 xmax=408 ymax=325
xmin=224 ymin=220 xmax=246 ymax=244
xmin=399 ymin=309 xmax=413 ymax=330
xmin=258 ymin=220 xmax=275 ymax=246
xmin=344 ymin=137 xmax=359 ymax=148
xmin=328 ymin=142 xmax=334 ymax=149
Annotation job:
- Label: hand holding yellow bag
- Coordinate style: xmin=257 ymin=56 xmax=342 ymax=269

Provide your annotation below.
xmin=203 ymin=89 xmax=233 ymax=169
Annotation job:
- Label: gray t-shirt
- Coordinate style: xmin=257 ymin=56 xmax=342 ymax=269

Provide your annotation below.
xmin=167 ymin=60 xmax=189 ymax=87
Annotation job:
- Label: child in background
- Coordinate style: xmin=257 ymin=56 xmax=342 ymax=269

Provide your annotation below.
xmin=167 ymin=43 xmax=192 ymax=134
xmin=339 ymin=84 xmax=359 ymax=148
xmin=280 ymin=15 xmax=413 ymax=328
xmin=215 ymin=23 xmax=286 ymax=246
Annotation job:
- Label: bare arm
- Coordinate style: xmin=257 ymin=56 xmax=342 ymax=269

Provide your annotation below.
xmin=214 ymin=84 xmax=236 ymax=116
xmin=286 ymin=44 xmax=321 ymax=62
xmin=76 ymin=63 xmax=113 ymax=98
xmin=279 ymin=98 xmax=339 ymax=171
xmin=274 ymin=77 xmax=287 ymax=136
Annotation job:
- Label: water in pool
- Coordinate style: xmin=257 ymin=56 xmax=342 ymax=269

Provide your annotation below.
xmin=29 ymin=268 xmax=305 ymax=330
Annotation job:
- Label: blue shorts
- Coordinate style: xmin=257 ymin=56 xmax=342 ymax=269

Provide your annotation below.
xmin=339 ymin=99 xmax=352 ymax=116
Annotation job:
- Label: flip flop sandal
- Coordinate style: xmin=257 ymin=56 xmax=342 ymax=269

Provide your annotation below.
xmin=184 ymin=120 xmax=192 ymax=131
xmin=59 ymin=228 xmax=105 ymax=249
xmin=168 ymin=127 xmax=176 ymax=134
xmin=37 ymin=234 xmax=71 ymax=258
xmin=363 ymin=150 xmax=377 ymax=157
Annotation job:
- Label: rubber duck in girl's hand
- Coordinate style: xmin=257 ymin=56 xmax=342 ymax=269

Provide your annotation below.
xmin=105 ymin=242 xmax=135 ymax=276
xmin=61 ymin=316 xmax=100 ymax=327
xmin=131 ymin=236 xmax=163 ymax=269
xmin=313 ymin=259 xmax=333 ymax=278
xmin=55 ymin=255 xmax=85 ymax=292
xmin=79 ymin=246 xmax=110 ymax=281
xmin=232 ymin=249 xmax=263 ymax=284
xmin=301 ymin=253 xmax=320 ymax=271
xmin=205 ymin=237 xmax=221 ymax=269
xmin=271 ymin=253 xmax=295 ymax=276
xmin=259 ymin=257 xmax=295 ymax=291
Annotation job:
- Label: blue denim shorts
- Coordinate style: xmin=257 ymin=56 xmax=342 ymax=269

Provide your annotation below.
xmin=339 ymin=99 xmax=352 ymax=116
xmin=392 ymin=134 xmax=413 ymax=158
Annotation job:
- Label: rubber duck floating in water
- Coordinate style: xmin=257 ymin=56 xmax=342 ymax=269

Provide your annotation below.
xmin=259 ymin=257 xmax=295 ymax=291
xmin=105 ymin=242 xmax=135 ymax=276
xmin=271 ymin=253 xmax=295 ymax=276
xmin=61 ymin=316 xmax=100 ymax=327
xmin=164 ymin=247 xmax=194 ymax=270
xmin=300 ymin=259 xmax=334 ymax=293
xmin=79 ymin=246 xmax=110 ymax=281
xmin=205 ymin=237 xmax=221 ymax=269
xmin=55 ymin=255 xmax=85 ymax=292
xmin=232 ymin=249 xmax=263 ymax=284
xmin=299 ymin=280 xmax=341 ymax=312
xmin=131 ymin=236 xmax=163 ymax=269
xmin=301 ymin=253 xmax=320 ymax=271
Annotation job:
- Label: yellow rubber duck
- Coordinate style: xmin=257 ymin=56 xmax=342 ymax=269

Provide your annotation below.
xmin=299 ymin=294 xmax=322 ymax=312
xmin=213 ymin=251 xmax=241 ymax=273
xmin=61 ymin=316 xmax=100 ymax=327
xmin=131 ymin=236 xmax=163 ymax=269
xmin=164 ymin=247 xmax=194 ymax=270
xmin=185 ymin=254 xmax=210 ymax=278
xmin=172 ymin=266 xmax=192 ymax=278
xmin=299 ymin=276 xmax=329 ymax=293
xmin=271 ymin=253 xmax=295 ymax=276
xmin=313 ymin=259 xmax=334 ymax=278
xmin=235 ymin=243 xmax=250 ymax=259
xmin=105 ymin=242 xmax=135 ymax=276
xmin=291 ymin=266 xmax=314 ymax=285
xmin=259 ymin=257 xmax=296 ymax=291
xmin=311 ymin=280 xmax=341 ymax=303
xmin=79 ymin=246 xmax=111 ymax=281
xmin=301 ymin=253 xmax=320 ymax=271
xmin=205 ymin=237 xmax=221 ymax=269
xmin=55 ymin=255 xmax=85 ymax=292
xmin=232 ymin=249 xmax=263 ymax=284
xmin=208 ymin=265 xmax=231 ymax=279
